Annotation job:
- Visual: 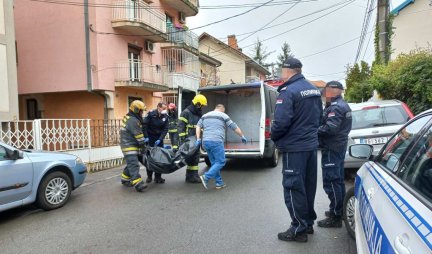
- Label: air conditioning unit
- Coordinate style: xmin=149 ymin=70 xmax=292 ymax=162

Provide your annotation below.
xmin=179 ymin=12 xmax=186 ymax=24
xmin=145 ymin=41 xmax=154 ymax=53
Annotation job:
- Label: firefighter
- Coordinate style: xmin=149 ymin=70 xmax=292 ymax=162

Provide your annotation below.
xmin=178 ymin=94 xmax=207 ymax=183
xmin=143 ymin=102 xmax=169 ymax=184
xmin=167 ymin=103 xmax=179 ymax=151
xmin=120 ymin=100 xmax=149 ymax=192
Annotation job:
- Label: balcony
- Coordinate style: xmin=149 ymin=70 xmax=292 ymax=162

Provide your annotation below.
xmin=160 ymin=0 xmax=199 ymax=17
xmin=162 ymin=26 xmax=199 ymax=52
xmin=164 ymin=73 xmax=200 ymax=91
xmin=112 ymin=0 xmax=168 ymax=42
xmin=115 ymin=60 xmax=168 ymax=91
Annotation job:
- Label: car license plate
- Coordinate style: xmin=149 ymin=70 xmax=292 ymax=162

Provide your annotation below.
xmin=356 ymin=137 xmax=389 ymax=145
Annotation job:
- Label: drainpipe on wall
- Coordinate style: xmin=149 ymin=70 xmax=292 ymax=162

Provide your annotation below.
xmin=84 ymin=0 xmax=108 ymax=120
xmin=84 ymin=0 xmax=92 ymax=92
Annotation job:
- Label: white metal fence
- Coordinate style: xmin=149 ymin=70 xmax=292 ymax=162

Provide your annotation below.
xmin=112 ymin=0 xmax=166 ymax=34
xmin=0 ymin=119 xmax=124 ymax=172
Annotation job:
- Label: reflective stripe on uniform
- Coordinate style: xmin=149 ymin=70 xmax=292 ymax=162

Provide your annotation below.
xmin=179 ymin=117 xmax=188 ymax=123
xmin=168 ymin=129 xmax=178 ymax=133
xmin=187 ymin=124 xmax=197 ymax=128
xmin=187 ymin=165 xmax=199 ymax=170
xmin=172 ymin=145 xmax=178 ymax=149
xmin=123 ymin=151 xmax=139 ymax=155
xmin=122 ymin=147 xmax=139 ymax=151
xmin=179 ymin=132 xmax=187 ymax=137
xmin=121 ymin=173 xmax=130 ymax=180
xmin=132 ymin=178 xmax=143 ymax=185
xmin=135 ymin=134 xmax=144 ymax=139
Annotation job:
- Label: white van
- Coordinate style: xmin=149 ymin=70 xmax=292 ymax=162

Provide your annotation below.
xmin=198 ymin=82 xmax=280 ymax=167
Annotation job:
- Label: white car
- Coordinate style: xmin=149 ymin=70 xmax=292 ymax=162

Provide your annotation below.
xmin=344 ymin=109 xmax=432 ymax=253
xmin=344 ymin=100 xmax=414 ymax=169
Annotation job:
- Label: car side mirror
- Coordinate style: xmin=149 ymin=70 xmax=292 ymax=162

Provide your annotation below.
xmin=349 ymin=144 xmax=373 ymax=160
xmin=8 ymin=149 xmax=24 ymax=160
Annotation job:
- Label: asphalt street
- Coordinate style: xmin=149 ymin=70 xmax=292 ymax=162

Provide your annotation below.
xmin=0 ymin=154 xmax=357 ymax=254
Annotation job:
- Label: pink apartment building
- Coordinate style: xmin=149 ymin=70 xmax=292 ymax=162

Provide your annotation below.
xmin=14 ymin=0 xmax=201 ymax=120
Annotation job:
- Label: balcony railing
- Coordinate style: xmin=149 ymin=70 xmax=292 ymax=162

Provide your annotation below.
xmin=160 ymin=0 xmax=199 ymax=17
xmin=164 ymin=73 xmax=200 ymax=91
xmin=112 ymin=0 xmax=167 ymax=41
xmin=166 ymin=26 xmax=199 ymax=49
xmin=115 ymin=60 xmax=166 ymax=90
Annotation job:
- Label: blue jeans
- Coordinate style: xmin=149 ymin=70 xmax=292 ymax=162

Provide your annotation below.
xmin=203 ymin=141 xmax=226 ymax=186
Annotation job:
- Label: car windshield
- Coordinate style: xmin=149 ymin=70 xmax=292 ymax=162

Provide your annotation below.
xmin=351 ymin=105 xmax=409 ymax=130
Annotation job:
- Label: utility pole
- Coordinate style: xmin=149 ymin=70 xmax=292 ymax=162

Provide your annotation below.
xmin=377 ymin=0 xmax=390 ymax=63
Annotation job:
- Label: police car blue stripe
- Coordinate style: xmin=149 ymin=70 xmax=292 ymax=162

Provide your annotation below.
xmin=365 ymin=163 xmax=432 ymax=250
xmin=358 ymin=185 xmax=395 ymax=254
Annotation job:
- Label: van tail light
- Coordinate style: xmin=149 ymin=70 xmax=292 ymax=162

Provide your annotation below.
xmin=265 ymin=118 xmax=271 ymax=139
xmin=401 ymin=102 xmax=414 ymax=119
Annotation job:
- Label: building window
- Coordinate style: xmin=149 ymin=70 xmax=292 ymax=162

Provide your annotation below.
xmin=26 ymin=99 xmax=39 ymax=120
xmin=128 ymin=96 xmax=143 ymax=111
xmin=128 ymin=46 xmax=141 ymax=81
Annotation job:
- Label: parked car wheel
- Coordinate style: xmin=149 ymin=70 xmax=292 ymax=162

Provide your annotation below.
xmin=204 ymin=156 xmax=211 ymax=167
xmin=343 ymin=187 xmax=356 ymax=239
xmin=266 ymin=148 xmax=279 ymax=167
xmin=36 ymin=171 xmax=72 ymax=211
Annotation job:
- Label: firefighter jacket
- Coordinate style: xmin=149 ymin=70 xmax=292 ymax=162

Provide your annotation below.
xmin=143 ymin=110 xmax=169 ymax=141
xmin=318 ymin=95 xmax=352 ymax=152
xmin=178 ymin=105 xmax=202 ymax=143
xmin=168 ymin=110 xmax=178 ymax=133
xmin=120 ymin=112 xmax=146 ymax=155
xmin=271 ymin=73 xmax=323 ymax=152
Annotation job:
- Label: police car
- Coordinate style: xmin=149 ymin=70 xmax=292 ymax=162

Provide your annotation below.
xmin=344 ymin=109 xmax=432 ymax=254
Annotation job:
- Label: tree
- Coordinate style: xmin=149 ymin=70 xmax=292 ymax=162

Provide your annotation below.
xmin=250 ymin=38 xmax=273 ymax=66
xmin=277 ymin=42 xmax=295 ymax=66
xmin=370 ymin=49 xmax=432 ymax=114
xmin=345 ymin=61 xmax=373 ymax=103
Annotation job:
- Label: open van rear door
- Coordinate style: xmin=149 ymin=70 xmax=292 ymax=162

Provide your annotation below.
xmin=259 ymin=81 xmax=266 ymax=156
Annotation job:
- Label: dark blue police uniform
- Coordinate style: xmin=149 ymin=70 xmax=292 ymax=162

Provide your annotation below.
xmin=143 ymin=110 xmax=169 ymax=181
xmin=318 ymin=95 xmax=352 ymax=218
xmin=271 ymin=73 xmax=323 ymax=235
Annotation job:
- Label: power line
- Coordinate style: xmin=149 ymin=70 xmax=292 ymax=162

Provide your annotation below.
xmin=216 ymin=0 xmax=352 ymax=40
xmin=354 ymin=0 xmax=375 ymax=63
xmin=210 ymin=0 xmax=355 ymax=58
xmin=299 ymin=30 xmax=374 ymax=59
xmin=27 ymin=0 xmax=317 ymax=9
xmin=237 ymin=1 xmax=300 ymax=43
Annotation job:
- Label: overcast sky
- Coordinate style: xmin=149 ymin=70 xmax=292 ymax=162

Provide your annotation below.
xmin=188 ymin=0 xmax=404 ymax=83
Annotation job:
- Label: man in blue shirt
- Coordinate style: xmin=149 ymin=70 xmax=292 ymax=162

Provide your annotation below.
xmin=271 ymin=58 xmax=323 ymax=242
xmin=196 ymin=104 xmax=247 ymax=190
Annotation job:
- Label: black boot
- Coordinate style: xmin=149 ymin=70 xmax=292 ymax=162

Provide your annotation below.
xmin=317 ymin=216 xmax=342 ymax=228
xmin=146 ymin=169 xmax=153 ymax=183
xmin=185 ymin=170 xmax=201 ymax=183
xmin=134 ymin=180 xmax=148 ymax=192
xmin=121 ymin=173 xmax=132 ymax=187
xmin=306 ymin=225 xmax=314 ymax=234
xmin=154 ymin=173 xmax=165 ymax=184
xmin=278 ymin=229 xmax=308 ymax=242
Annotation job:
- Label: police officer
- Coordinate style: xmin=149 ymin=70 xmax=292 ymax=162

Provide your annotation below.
xmin=271 ymin=58 xmax=323 ymax=242
xmin=317 ymin=81 xmax=352 ymax=228
xmin=179 ymin=94 xmax=207 ymax=183
xmin=167 ymin=103 xmax=179 ymax=151
xmin=120 ymin=100 xmax=148 ymax=192
xmin=143 ymin=102 xmax=169 ymax=184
